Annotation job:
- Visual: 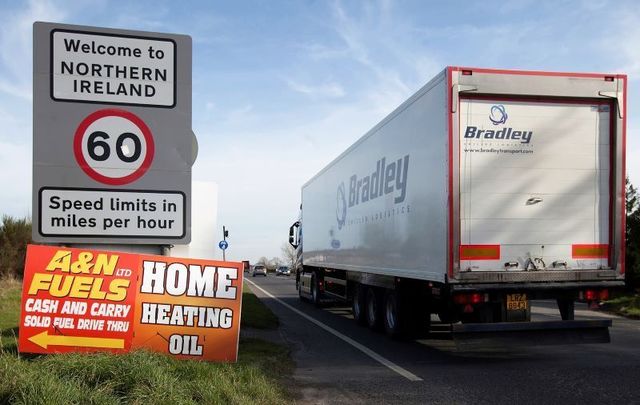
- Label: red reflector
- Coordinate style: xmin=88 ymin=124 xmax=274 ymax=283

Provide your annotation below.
xmin=584 ymin=289 xmax=597 ymax=300
xmin=462 ymin=69 xmax=473 ymax=76
xmin=471 ymin=293 xmax=483 ymax=304
xmin=454 ymin=293 xmax=485 ymax=305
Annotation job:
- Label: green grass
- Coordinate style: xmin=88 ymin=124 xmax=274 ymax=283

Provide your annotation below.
xmin=602 ymin=293 xmax=640 ymax=318
xmin=240 ymin=285 xmax=279 ymax=330
xmin=0 ymin=278 xmax=293 ymax=404
xmin=0 ymin=278 xmax=21 ymax=353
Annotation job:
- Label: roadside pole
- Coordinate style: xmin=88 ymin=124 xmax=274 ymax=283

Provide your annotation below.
xmin=219 ymin=225 xmax=229 ymax=261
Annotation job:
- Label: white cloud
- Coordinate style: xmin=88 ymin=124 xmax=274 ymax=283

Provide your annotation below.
xmin=0 ymin=0 xmax=66 ymax=100
xmin=611 ymin=12 xmax=640 ymax=76
xmin=224 ymin=104 xmax=255 ymax=126
xmin=297 ymin=43 xmax=349 ymax=60
xmin=286 ymin=79 xmax=345 ymax=98
xmin=0 ymin=141 xmax=32 ymax=218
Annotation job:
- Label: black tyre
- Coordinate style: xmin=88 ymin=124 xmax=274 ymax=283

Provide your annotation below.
xmin=352 ymin=284 xmax=367 ymax=326
xmin=366 ymin=287 xmax=383 ymax=330
xmin=383 ymin=289 xmax=402 ymax=338
xmin=298 ymin=274 xmax=307 ymax=302
xmin=310 ymin=273 xmax=321 ymax=306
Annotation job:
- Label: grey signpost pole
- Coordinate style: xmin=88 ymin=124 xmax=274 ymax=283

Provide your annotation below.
xmin=222 ymin=226 xmax=229 ymax=261
xmin=32 ymin=22 xmax=197 ymax=254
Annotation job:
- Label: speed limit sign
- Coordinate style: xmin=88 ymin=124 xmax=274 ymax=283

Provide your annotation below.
xmin=73 ymin=109 xmax=155 ymax=185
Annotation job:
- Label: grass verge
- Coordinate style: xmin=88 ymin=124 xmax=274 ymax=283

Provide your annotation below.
xmin=0 ymin=278 xmax=21 ymax=353
xmin=241 ymin=283 xmax=279 ymax=330
xmin=601 ymin=293 xmax=640 ymax=319
xmin=0 ymin=278 xmax=293 ymax=404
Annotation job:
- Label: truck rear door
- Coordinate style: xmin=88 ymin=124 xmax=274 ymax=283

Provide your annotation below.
xmin=459 ymin=97 xmax=611 ymax=272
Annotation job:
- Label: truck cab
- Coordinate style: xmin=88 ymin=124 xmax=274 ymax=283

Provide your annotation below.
xmin=288 ymin=216 xmax=303 ymax=287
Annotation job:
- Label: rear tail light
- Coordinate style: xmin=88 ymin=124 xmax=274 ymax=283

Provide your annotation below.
xmin=453 ymin=293 xmax=487 ymax=305
xmin=581 ymin=289 xmax=609 ymax=301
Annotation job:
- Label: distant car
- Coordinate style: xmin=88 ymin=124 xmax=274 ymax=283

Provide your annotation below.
xmin=252 ymin=265 xmax=267 ymax=277
xmin=275 ymin=266 xmax=291 ymax=276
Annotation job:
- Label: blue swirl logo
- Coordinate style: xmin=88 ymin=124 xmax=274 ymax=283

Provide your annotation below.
xmin=489 ymin=104 xmax=508 ymax=125
xmin=336 ymin=182 xmax=347 ymax=229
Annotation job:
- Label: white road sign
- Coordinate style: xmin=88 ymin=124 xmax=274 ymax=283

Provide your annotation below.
xmin=51 ymin=29 xmax=175 ymax=106
xmin=33 ymin=22 xmax=195 ymax=244
xmin=39 ymin=188 xmax=185 ymax=238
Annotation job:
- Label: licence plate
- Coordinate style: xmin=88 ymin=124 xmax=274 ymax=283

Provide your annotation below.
xmin=506 ymin=293 xmax=528 ymax=310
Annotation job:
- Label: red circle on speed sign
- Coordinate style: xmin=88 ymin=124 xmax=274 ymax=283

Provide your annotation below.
xmin=73 ymin=109 xmax=155 ymax=185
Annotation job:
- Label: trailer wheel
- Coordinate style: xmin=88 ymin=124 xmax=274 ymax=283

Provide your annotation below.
xmin=366 ymin=287 xmax=383 ymax=331
xmin=352 ymin=284 xmax=367 ymax=325
xmin=383 ymin=289 xmax=402 ymax=338
xmin=297 ymin=273 xmax=307 ymax=302
xmin=310 ymin=273 xmax=321 ymax=306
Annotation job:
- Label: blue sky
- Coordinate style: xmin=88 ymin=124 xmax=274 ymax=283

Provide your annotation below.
xmin=0 ymin=0 xmax=638 ymax=262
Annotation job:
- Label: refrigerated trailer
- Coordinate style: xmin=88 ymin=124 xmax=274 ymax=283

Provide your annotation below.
xmin=289 ymin=67 xmax=626 ymax=344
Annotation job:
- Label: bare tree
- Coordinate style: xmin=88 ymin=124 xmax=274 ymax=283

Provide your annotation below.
xmin=281 ymin=242 xmax=297 ymax=269
xmin=269 ymin=257 xmax=282 ymax=271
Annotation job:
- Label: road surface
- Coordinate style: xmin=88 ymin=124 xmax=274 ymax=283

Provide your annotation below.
xmin=245 ymin=274 xmax=640 ymax=405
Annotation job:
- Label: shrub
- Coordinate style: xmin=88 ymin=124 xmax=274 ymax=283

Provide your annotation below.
xmin=0 ymin=216 xmax=31 ymax=279
xmin=626 ymin=179 xmax=640 ymax=289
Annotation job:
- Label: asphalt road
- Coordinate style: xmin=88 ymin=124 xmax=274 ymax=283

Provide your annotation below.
xmin=245 ymin=274 xmax=640 ymax=405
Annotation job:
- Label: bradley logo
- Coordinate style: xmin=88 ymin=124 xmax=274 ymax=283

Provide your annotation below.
xmin=489 ymin=104 xmax=508 ymax=125
xmin=464 ymin=104 xmax=533 ymax=144
xmin=335 ymin=154 xmax=410 ymax=228
xmin=348 ymin=155 xmax=409 ymax=207
xmin=336 ymin=183 xmax=347 ymax=230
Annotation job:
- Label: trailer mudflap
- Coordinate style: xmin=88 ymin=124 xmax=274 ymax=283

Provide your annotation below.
xmin=451 ymin=320 xmax=611 ymax=350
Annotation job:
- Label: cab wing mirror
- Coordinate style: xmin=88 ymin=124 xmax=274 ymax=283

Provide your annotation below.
xmin=289 ymin=221 xmax=300 ymax=248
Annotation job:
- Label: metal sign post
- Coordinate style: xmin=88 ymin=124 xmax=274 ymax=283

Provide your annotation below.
xmin=219 ymin=225 xmax=229 ymax=260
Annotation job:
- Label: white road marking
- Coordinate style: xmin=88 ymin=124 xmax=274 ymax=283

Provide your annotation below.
xmin=245 ymin=278 xmax=423 ymax=382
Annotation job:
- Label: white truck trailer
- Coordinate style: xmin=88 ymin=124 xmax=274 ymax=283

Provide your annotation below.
xmin=289 ymin=67 xmax=626 ymax=344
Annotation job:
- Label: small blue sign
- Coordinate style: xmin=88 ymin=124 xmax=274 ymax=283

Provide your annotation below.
xmin=218 ymin=240 xmax=228 ymax=250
